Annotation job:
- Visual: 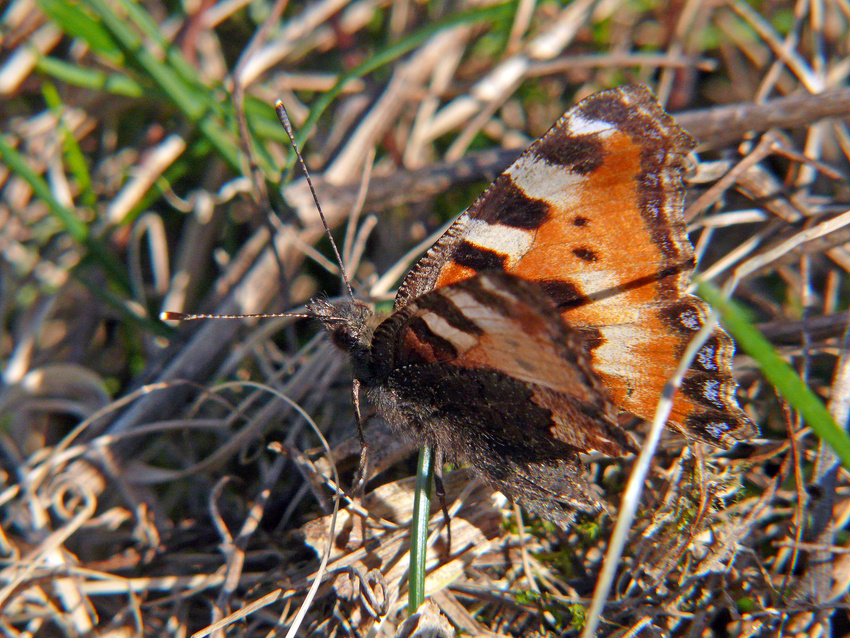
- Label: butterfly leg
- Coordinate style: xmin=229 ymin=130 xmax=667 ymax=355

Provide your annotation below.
xmin=351 ymin=378 xmax=370 ymax=497
xmin=433 ymin=447 xmax=452 ymax=555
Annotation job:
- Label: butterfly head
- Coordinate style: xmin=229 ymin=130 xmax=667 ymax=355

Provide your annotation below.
xmin=307 ymin=297 xmax=375 ymax=355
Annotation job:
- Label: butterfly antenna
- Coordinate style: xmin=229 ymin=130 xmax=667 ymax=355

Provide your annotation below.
xmin=160 ymin=311 xmax=311 ymax=321
xmin=275 ymin=101 xmax=356 ymax=302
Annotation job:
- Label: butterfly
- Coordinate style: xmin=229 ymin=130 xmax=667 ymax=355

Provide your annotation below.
xmin=309 ymin=85 xmax=756 ymax=529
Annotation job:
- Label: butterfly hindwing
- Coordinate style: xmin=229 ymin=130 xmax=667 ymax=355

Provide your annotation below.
xmin=363 ymin=273 xmax=636 ymax=526
xmin=370 ymin=272 xmax=635 ymax=456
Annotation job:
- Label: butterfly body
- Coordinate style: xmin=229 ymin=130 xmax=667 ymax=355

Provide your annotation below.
xmin=310 ymin=86 xmax=756 ymax=528
xmin=311 ymin=272 xmax=634 ymax=526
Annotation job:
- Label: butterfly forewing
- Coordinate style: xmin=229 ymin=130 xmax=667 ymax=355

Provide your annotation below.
xmin=394 ymin=85 xmax=755 ymax=447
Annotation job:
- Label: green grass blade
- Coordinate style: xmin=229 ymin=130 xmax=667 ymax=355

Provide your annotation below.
xmin=408 ymin=445 xmax=435 ymax=614
xmin=114 ymin=0 xmax=205 ymax=87
xmin=697 ymin=279 xmax=850 ymax=468
xmin=37 ymin=0 xmax=121 ymax=59
xmin=37 ymin=56 xmax=144 ymax=97
xmin=41 ymin=82 xmax=95 ymax=206
xmin=79 ymin=0 xmax=244 ymax=173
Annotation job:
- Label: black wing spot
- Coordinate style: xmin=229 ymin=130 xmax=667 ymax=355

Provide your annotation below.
xmin=453 ymin=240 xmax=506 ymax=272
xmin=537 ymin=279 xmax=589 ymax=310
xmin=469 ymin=178 xmax=550 ymax=229
xmin=535 ymin=129 xmax=605 ymax=174
xmin=572 ymin=247 xmax=598 ymax=263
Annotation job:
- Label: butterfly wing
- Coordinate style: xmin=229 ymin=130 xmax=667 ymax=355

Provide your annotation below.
xmin=394 ymin=85 xmax=755 ymax=448
xmin=367 ymin=272 xmax=635 ymax=527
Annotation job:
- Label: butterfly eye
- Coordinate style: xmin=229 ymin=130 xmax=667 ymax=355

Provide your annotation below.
xmin=308 ymin=299 xmax=372 ymax=352
xmin=329 ymin=322 xmax=359 ymax=351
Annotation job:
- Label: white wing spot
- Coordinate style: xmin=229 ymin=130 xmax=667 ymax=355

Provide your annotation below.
xmin=566 ymin=113 xmax=615 ymax=137
xmin=507 ymin=155 xmax=587 ymax=204
xmin=464 ymin=217 xmax=534 ymax=266
xmin=702 ymin=379 xmax=720 ymax=405
xmin=420 ymin=308 xmax=478 ymax=352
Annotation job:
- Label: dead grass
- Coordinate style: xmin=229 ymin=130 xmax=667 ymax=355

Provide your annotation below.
xmin=2 ymin=0 xmax=850 ymax=635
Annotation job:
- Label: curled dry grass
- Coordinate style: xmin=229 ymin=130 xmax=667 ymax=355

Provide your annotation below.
xmin=2 ymin=0 xmax=850 ymax=635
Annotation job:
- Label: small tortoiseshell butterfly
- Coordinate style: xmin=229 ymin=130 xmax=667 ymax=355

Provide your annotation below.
xmin=310 ymin=85 xmax=756 ymax=528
